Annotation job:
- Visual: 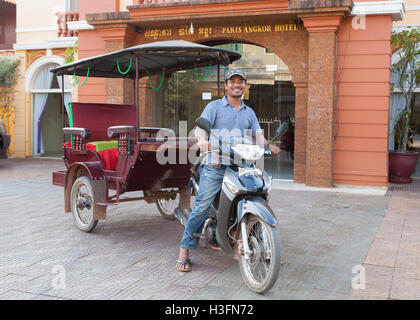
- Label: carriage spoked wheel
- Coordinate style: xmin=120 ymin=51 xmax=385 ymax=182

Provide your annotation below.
xmin=70 ymin=176 xmax=98 ymax=232
xmin=155 ymin=188 xmax=179 ymax=220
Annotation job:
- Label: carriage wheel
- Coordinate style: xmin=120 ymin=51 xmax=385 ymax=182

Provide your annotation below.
xmin=155 ymin=189 xmax=179 ymax=220
xmin=70 ymin=176 xmax=98 ymax=232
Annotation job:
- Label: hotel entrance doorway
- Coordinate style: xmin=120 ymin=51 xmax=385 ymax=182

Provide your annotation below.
xmin=149 ymin=43 xmax=295 ymax=180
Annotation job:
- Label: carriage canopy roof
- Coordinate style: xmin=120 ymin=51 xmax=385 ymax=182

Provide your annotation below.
xmin=51 ymin=40 xmax=242 ymax=79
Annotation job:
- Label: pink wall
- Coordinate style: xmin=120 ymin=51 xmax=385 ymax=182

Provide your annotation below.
xmin=76 ymin=29 xmax=106 ymax=103
xmin=334 ymin=14 xmax=392 ymax=186
xmin=79 ymin=0 xmax=118 ymax=20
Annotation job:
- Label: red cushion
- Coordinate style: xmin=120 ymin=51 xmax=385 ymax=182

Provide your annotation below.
xmin=64 ymin=142 xmax=118 ymax=170
xmin=98 ymin=149 xmax=118 ymax=170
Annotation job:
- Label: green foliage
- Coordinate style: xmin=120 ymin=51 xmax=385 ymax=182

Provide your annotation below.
xmin=393 ymin=109 xmax=415 ymax=151
xmin=391 ymin=27 xmax=420 ymax=152
xmin=65 ymin=41 xmax=78 ymax=64
xmin=0 ymin=56 xmax=21 ymax=122
xmin=0 ymin=56 xmax=21 ymax=88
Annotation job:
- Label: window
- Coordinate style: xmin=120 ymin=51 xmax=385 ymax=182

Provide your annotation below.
xmin=66 ymin=0 xmax=79 ymax=11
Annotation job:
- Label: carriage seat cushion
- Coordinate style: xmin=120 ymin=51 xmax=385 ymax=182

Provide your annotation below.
xmin=64 ymin=140 xmax=119 ymax=170
xmin=88 ymin=140 xmax=118 ymax=152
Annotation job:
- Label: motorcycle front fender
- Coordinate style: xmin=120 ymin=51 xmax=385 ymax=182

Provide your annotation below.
xmin=237 ymin=197 xmax=277 ymax=227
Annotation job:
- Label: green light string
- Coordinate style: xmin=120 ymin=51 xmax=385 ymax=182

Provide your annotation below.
xmin=117 ymin=57 xmax=132 ymax=74
xmin=73 ymin=67 xmax=90 ymax=85
xmin=194 ymin=63 xmax=211 ymax=80
xmin=147 ymin=71 xmax=165 ymax=91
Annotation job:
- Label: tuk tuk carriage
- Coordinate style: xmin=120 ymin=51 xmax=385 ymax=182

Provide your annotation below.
xmin=51 ymin=40 xmax=241 ymax=232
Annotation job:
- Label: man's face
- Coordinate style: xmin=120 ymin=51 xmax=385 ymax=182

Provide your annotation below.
xmin=225 ymin=75 xmax=246 ymax=99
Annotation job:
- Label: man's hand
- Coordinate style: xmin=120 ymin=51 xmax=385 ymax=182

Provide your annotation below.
xmin=269 ymin=144 xmax=280 ymax=155
xmin=194 ymin=126 xmax=210 ymax=153
xmin=197 ymin=140 xmax=211 ymax=153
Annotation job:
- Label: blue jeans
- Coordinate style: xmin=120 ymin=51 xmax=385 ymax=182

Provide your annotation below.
xmin=180 ymin=165 xmax=227 ymax=250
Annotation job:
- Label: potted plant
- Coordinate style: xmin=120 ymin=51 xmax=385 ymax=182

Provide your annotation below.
xmin=389 ymin=27 xmax=420 ymax=183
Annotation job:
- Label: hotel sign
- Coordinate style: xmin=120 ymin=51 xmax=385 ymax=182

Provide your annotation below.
xmin=144 ymin=24 xmax=298 ymax=40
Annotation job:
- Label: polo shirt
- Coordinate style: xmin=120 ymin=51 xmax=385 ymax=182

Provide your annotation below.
xmin=200 ymin=96 xmax=262 ymax=165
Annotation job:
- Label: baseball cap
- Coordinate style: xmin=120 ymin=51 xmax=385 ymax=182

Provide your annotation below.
xmin=225 ymin=67 xmax=247 ymax=81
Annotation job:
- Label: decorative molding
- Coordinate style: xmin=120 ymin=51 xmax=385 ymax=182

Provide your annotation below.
xmin=52 ymin=48 xmax=68 ymax=59
xmin=25 ymin=50 xmax=45 ymax=69
xmin=31 ymin=89 xmax=72 ymax=93
xmin=67 ymin=20 xmax=94 ymax=31
xmin=293 ymin=82 xmax=308 ymax=88
xmin=301 ymin=16 xmax=344 ymax=33
xmin=128 ymin=0 xmax=288 ymax=20
xmin=393 ymin=24 xmax=420 ymax=30
xmin=25 ymin=55 xmax=71 ymax=93
xmin=351 ymin=0 xmax=405 ymax=21
xmin=97 ymin=26 xmax=138 ymax=43
xmin=392 ymin=87 xmax=420 ymax=93
xmin=16 ymin=26 xmax=59 ymax=33
xmin=405 ymin=6 xmax=420 ymax=11
xmin=14 ymin=37 xmax=78 ymax=51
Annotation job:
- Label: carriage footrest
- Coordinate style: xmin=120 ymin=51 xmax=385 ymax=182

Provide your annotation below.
xmin=52 ymin=171 xmax=66 ymax=187
xmin=96 ymin=202 xmax=117 ymax=207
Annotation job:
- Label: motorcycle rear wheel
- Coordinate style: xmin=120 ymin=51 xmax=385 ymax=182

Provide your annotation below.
xmin=238 ymin=215 xmax=281 ymax=293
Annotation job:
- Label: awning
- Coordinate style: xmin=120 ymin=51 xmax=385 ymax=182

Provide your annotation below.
xmin=51 ymin=40 xmax=241 ymax=79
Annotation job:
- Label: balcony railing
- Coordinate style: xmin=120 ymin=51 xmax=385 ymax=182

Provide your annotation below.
xmin=56 ymin=11 xmax=79 ymax=37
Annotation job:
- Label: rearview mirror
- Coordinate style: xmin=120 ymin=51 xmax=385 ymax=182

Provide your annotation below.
xmin=268 ymin=122 xmax=288 ymax=143
xmin=195 ymin=117 xmax=212 ymax=133
xmin=276 ymin=122 xmax=288 ymax=137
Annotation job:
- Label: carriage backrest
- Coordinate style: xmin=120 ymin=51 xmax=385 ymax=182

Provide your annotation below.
xmin=71 ymin=103 xmax=136 ymax=142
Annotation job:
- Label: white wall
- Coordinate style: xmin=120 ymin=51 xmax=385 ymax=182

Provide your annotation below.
xmin=16 ymin=0 xmax=66 ymax=44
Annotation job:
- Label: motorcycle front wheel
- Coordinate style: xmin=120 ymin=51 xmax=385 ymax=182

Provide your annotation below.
xmin=238 ymin=215 xmax=281 ymax=294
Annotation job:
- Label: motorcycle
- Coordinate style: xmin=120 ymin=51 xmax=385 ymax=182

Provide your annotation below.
xmin=173 ymin=118 xmax=288 ymax=293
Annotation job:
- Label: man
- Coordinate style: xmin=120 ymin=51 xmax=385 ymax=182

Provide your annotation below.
xmin=176 ymin=67 xmax=280 ymax=272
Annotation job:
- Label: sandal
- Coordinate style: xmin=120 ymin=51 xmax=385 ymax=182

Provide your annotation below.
xmin=176 ymin=259 xmax=192 ymax=272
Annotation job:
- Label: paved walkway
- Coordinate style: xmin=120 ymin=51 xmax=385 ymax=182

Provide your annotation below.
xmin=0 ymin=158 xmax=418 ymax=300
xmin=350 ymin=180 xmax=420 ymax=300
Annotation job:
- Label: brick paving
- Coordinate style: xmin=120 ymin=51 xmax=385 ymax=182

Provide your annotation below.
xmin=0 ymin=157 xmax=418 ymax=300
xmin=350 ymin=180 xmax=420 ymax=300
